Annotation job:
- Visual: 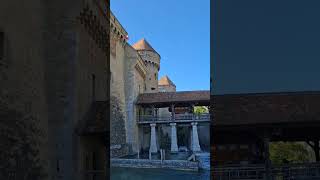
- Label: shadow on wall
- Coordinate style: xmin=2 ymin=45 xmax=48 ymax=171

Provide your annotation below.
xmin=0 ymin=100 xmax=46 ymax=179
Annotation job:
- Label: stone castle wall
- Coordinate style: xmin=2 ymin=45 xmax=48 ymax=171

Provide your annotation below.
xmin=110 ymin=17 xmax=129 ymax=157
xmin=123 ymin=44 xmax=147 ymax=153
xmin=0 ymin=0 xmax=109 ymax=179
xmin=0 ymin=0 xmax=49 ymax=178
xmin=137 ymin=50 xmax=160 ymax=93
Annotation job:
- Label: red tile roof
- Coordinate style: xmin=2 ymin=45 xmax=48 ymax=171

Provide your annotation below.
xmin=136 ymin=91 xmax=210 ymax=106
xmin=132 ymin=38 xmax=157 ymax=53
xmin=213 ymin=91 xmax=320 ymax=126
xmin=158 ymin=75 xmax=176 ymax=87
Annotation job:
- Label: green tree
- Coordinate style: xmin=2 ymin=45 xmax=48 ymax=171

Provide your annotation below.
xmin=270 ymin=142 xmax=310 ymax=165
xmin=193 ymin=106 xmax=208 ymax=114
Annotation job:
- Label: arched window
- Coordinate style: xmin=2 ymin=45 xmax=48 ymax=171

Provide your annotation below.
xmin=92 ymin=74 xmax=96 ymax=100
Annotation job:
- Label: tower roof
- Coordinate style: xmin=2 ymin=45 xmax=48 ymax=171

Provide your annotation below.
xmin=132 ymin=38 xmax=158 ymax=53
xmin=158 ymin=75 xmax=176 ymax=87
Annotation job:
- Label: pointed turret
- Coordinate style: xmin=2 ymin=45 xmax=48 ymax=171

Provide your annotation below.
xmin=132 ymin=38 xmax=158 ymax=53
xmin=158 ymin=75 xmax=176 ymax=92
xmin=159 ymin=76 xmax=176 ymax=87
xmin=132 ymin=38 xmax=161 ymax=93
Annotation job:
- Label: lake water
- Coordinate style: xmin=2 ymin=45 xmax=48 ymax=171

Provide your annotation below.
xmin=110 ymin=167 xmax=210 ymax=180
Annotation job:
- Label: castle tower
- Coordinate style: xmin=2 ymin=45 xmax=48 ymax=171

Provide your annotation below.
xmin=132 ymin=38 xmax=160 ymax=93
xmin=158 ymin=75 xmax=176 ymax=92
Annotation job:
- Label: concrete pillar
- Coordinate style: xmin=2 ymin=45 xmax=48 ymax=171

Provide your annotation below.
xmin=149 ymin=123 xmax=158 ymax=153
xmin=190 ymin=128 xmax=193 ymax=150
xmin=191 ymin=122 xmax=201 ymax=152
xmin=170 ymin=123 xmax=179 ymax=153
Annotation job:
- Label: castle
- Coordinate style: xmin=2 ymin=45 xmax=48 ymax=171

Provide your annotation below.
xmin=110 ymin=12 xmax=210 ymax=158
xmin=0 ymin=0 xmax=209 ymax=179
xmin=109 ymin=10 xmax=168 ymax=155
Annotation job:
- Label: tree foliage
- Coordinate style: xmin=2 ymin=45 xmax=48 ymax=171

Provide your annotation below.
xmin=270 ymin=142 xmax=310 ymax=165
xmin=193 ymin=106 xmax=208 ymax=114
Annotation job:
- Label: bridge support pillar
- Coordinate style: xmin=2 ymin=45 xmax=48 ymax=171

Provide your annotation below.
xmin=170 ymin=123 xmax=179 ymax=153
xmin=191 ymin=122 xmax=201 ymax=152
xmin=149 ymin=123 xmax=158 ymax=153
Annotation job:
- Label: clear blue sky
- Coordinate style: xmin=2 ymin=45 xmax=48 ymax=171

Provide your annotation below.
xmin=213 ymin=0 xmax=320 ymax=95
xmin=111 ymin=0 xmax=210 ymax=91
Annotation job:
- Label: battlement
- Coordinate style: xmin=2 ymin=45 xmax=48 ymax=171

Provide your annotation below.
xmin=110 ymin=11 xmax=128 ymax=43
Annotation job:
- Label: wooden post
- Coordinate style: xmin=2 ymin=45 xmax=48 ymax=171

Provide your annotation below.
xmin=171 ymin=104 xmax=175 ymax=121
xmin=151 ymin=105 xmax=155 ymax=122
xmin=314 ymin=140 xmax=320 ymax=162
xmin=190 ymin=104 xmax=195 ymax=120
xmin=306 ymin=140 xmax=320 ymax=162
xmin=264 ymin=136 xmax=271 ymax=180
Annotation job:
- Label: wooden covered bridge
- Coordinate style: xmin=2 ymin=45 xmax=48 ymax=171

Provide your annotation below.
xmin=212 ymin=91 xmax=320 ymax=179
xmin=135 ymin=90 xmax=210 ymax=153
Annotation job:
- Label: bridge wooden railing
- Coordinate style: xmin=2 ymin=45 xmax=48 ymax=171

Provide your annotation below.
xmin=137 ymin=113 xmax=210 ymax=124
xmin=212 ymin=163 xmax=320 ymax=180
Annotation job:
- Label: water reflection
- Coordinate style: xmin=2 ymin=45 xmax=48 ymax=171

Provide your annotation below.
xmin=110 ymin=167 xmax=210 ymax=180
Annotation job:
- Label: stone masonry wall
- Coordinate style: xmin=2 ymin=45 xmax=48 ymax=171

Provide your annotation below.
xmin=123 ymin=44 xmax=149 ymax=153
xmin=0 ymin=0 xmax=48 ymax=179
xmin=0 ymin=0 xmax=109 ymax=179
xmin=111 ymin=159 xmax=199 ymax=171
xmin=110 ymin=16 xmax=130 ymax=157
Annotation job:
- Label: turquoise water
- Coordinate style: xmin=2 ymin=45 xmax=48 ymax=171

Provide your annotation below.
xmin=111 ymin=167 xmax=210 ymax=180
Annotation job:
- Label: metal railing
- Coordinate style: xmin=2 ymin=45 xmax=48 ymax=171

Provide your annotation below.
xmin=271 ymin=163 xmax=320 ymax=180
xmin=213 ymin=165 xmax=266 ymax=180
xmin=212 ymin=163 xmax=320 ymax=180
xmin=137 ymin=113 xmax=210 ymax=124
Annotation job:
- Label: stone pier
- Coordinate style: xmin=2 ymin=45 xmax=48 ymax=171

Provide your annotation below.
xmin=170 ymin=123 xmax=178 ymax=153
xmin=191 ymin=122 xmax=201 ymax=152
xmin=149 ymin=123 xmax=158 ymax=153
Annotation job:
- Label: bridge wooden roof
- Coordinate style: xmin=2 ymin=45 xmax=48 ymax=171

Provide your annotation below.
xmin=136 ymin=90 xmax=210 ymax=107
xmin=213 ymin=91 xmax=320 ymax=127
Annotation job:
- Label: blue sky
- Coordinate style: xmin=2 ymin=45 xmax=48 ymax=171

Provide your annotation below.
xmin=213 ymin=0 xmax=320 ymax=94
xmin=111 ymin=0 xmax=210 ymax=91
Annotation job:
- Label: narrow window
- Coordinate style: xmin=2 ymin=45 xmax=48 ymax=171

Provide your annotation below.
xmin=110 ymin=71 xmax=113 ymax=83
xmin=92 ymin=152 xmax=97 ymax=180
xmin=92 ymin=152 xmax=97 ymax=170
xmin=151 ymin=87 xmax=155 ymax=91
xmin=154 ymin=73 xmax=157 ymax=80
xmin=56 ymin=159 xmax=60 ymax=172
xmin=0 ymin=31 xmax=4 ymax=60
xmin=92 ymin=74 xmax=96 ymax=100
xmin=85 ymin=154 xmax=90 ymax=170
